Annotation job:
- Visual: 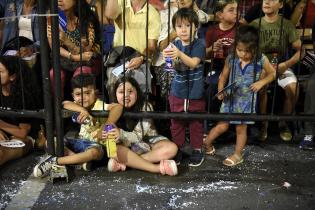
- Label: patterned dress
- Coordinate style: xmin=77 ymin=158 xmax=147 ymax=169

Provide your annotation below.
xmin=220 ymin=55 xmax=265 ymax=124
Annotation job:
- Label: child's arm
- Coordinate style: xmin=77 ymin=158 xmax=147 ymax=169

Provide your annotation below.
xmin=278 ymin=39 xmax=302 ymax=74
xmin=62 ymin=101 xmax=91 ymax=124
xmin=163 ymin=43 xmax=201 ymax=69
xmin=217 ymin=59 xmax=230 ymax=100
xmin=105 ymin=103 xmax=123 ymax=124
xmin=250 ymin=56 xmax=276 ymax=92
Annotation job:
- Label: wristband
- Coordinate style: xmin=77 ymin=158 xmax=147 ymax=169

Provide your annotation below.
xmin=68 ymin=52 xmax=72 ymax=60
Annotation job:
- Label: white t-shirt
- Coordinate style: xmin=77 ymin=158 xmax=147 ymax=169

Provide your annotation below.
xmin=18 ymin=16 xmax=33 ymax=41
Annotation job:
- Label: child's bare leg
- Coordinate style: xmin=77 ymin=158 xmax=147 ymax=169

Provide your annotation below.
xmin=234 ymin=124 xmax=247 ymax=156
xmin=57 ymin=147 xmax=103 ymax=165
xmin=141 ymin=140 xmax=178 ymax=163
xmin=116 ymin=145 xmax=160 ymax=173
xmin=204 ymin=121 xmax=229 ymax=147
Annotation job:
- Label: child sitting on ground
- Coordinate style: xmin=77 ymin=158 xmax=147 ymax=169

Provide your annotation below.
xmin=33 ymin=74 xmax=123 ymax=177
xmin=203 ymin=25 xmax=275 ymax=166
xmin=104 ymin=76 xmax=178 ymax=176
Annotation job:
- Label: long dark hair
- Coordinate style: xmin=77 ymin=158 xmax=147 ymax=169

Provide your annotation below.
xmin=74 ymin=0 xmax=101 ymax=46
xmin=0 ymin=56 xmax=42 ymax=110
xmin=112 ymin=77 xmax=146 ymax=132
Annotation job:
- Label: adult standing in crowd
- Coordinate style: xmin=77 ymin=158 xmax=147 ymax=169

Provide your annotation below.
xmin=105 ymin=0 xmax=161 ymax=70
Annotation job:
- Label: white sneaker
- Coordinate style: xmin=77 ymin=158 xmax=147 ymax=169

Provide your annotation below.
xmin=33 ymin=155 xmax=57 ymax=178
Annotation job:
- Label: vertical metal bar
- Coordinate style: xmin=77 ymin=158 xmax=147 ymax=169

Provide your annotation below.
xmin=38 ymin=0 xmax=55 ymax=155
xmin=145 ymin=0 xmax=149 ymax=110
xmin=50 ymin=0 xmax=64 ymax=157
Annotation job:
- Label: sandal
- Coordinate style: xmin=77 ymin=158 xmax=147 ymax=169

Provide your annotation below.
xmin=223 ymin=154 xmax=243 ymax=167
xmin=204 ymin=145 xmax=215 ymax=155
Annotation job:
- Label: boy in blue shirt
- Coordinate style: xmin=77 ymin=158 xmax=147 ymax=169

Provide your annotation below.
xmin=163 ymin=8 xmax=206 ymax=167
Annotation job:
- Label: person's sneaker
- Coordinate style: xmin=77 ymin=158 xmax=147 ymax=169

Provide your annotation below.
xmin=107 ymin=158 xmax=126 ymax=172
xmin=82 ymin=162 xmax=93 ymax=171
xmin=299 ymin=135 xmax=314 ymax=150
xmin=33 ymin=155 xmax=57 ymax=178
xmin=159 ymin=160 xmax=178 ymax=176
xmin=188 ymin=149 xmax=204 ymax=167
xmin=131 ymin=142 xmax=151 ymax=155
xmin=174 ymin=150 xmax=183 ymax=166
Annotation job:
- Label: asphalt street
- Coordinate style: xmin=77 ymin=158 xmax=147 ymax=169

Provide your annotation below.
xmin=1 ymin=130 xmax=315 ymax=210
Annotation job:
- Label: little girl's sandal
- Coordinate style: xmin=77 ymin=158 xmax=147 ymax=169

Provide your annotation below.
xmin=204 ymin=145 xmax=215 ymax=155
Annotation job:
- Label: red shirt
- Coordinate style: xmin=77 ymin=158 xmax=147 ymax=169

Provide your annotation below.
xmin=302 ymin=0 xmax=315 ymax=28
xmin=205 ymin=24 xmax=236 ymax=59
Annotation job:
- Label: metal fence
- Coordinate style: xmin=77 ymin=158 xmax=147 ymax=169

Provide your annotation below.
xmin=0 ymin=0 xmax=314 ymax=158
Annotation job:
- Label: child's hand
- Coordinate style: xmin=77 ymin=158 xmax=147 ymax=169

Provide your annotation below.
xmin=76 ymin=109 xmax=92 ymax=124
xmin=163 ymin=43 xmax=180 ymax=61
xmin=101 ymin=125 xmax=120 ymax=142
xmin=213 ymin=39 xmax=223 ymax=52
xmin=250 ymin=81 xmax=264 ymax=92
xmin=217 ymin=90 xmax=226 ymax=100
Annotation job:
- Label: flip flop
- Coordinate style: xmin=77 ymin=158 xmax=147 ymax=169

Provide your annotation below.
xmin=0 ymin=139 xmax=26 ymax=148
xmin=223 ymin=154 xmax=243 ymax=167
xmin=205 ymin=145 xmax=215 ymax=155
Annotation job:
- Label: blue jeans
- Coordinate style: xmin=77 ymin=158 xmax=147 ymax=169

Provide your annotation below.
xmin=64 ymin=138 xmax=108 ymax=166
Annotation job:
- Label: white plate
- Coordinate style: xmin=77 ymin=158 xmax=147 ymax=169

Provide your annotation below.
xmin=0 ymin=139 xmax=26 ymax=148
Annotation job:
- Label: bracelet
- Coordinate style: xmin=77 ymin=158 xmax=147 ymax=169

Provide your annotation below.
xmin=68 ymin=52 xmax=72 ymax=60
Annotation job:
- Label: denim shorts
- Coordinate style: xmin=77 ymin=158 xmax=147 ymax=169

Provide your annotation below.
xmin=64 ymin=138 xmax=108 ymax=166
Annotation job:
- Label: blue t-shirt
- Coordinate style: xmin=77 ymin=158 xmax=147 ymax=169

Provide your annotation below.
xmin=170 ymin=39 xmax=205 ymax=99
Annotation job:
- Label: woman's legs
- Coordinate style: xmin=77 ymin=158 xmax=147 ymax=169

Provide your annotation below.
xmin=141 ymin=140 xmax=178 ymax=163
xmin=0 ymin=138 xmax=33 ymax=166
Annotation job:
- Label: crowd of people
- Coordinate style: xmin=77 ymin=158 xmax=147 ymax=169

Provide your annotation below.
xmin=0 ymin=0 xmax=314 ymax=177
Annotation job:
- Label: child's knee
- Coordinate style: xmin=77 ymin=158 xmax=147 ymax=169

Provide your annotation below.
xmin=162 ymin=141 xmax=178 ymax=158
xmin=217 ymin=123 xmax=229 ymax=133
xmin=88 ymin=147 xmax=103 ymax=160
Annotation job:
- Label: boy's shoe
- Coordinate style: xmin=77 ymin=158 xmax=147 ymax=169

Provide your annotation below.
xmin=159 ymin=160 xmax=178 ymax=176
xmin=174 ymin=150 xmax=183 ymax=166
xmin=82 ymin=162 xmax=93 ymax=171
xmin=188 ymin=149 xmax=204 ymax=167
xmin=33 ymin=155 xmax=57 ymax=178
xmin=131 ymin=142 xmax=151 ymax=155
xmin=107 ymin=158 xmax=126 ymax=172
xmin=299 ymin=135 xmax=314 ymax=150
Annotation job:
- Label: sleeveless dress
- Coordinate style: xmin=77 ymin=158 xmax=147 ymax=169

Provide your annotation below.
xmin=220 ymin=55 xmax=265 ymax=124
